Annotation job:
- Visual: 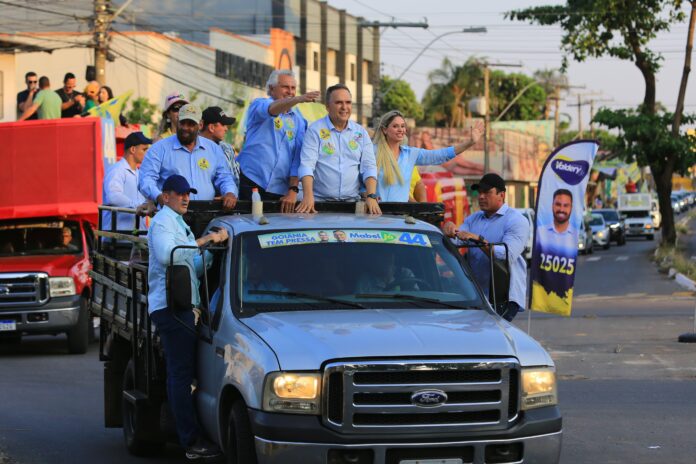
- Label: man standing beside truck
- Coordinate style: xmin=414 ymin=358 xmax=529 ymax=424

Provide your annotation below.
xmin=147 ymin=174 xmax=229 ymax=460
xmin=442 ymin=173 xmax=530 ymax=321
xmin=139 ymin=104 xmax=238 ymax=211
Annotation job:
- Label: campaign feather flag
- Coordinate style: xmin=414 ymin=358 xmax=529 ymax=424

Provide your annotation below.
xmin=530 ymin=140 xmax=599 ymax=316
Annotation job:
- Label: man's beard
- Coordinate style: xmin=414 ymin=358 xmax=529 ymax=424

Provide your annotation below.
xmin=177 ymin=127 xmax=198 ymax=145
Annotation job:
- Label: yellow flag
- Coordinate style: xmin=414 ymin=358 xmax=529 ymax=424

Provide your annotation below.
xmin=88 ymin=90 xmax=133 ymax=122
xmin=296 ymin=102 xmax=328 ymax=123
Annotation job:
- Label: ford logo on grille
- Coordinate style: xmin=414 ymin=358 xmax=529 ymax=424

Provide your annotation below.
xmin=0 ymin=285 xmax=9 ymax=295
xmin=411 ymin=389 xmax=448 ymax=408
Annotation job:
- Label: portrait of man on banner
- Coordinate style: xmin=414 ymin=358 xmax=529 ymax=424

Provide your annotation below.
xmin=530 ymin=141 xmax=598 ymax=316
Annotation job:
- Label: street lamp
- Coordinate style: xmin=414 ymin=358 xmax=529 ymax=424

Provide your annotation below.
xmin=381 ymin=26 xmax=487 ymax=99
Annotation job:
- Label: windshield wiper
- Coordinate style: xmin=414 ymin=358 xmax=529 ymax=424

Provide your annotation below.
xmin=248 ymin=290 xmax=366 ymax=309
xmin=354 ymin=293 xmax=477 ymax=310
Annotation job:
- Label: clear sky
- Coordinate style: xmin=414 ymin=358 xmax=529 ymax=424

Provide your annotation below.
xmin=328 ymin=0 xmax=695 ymax=131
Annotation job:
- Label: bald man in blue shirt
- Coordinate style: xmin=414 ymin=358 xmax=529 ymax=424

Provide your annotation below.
xmin=296 ymin=84 xmax=380 ymax=215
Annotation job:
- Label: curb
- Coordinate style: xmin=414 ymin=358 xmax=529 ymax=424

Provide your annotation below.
xmin=672 ymin=269 xmax=696 ymax=292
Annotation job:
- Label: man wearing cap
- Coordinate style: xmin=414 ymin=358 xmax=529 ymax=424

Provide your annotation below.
xmin=102 ymin=132 xmax=153 ymax=232
xmin=442 ymin=173 xmax=530 ymax=321
xmin=200 ymin=106 xmax=240 ymax=189
xmin=236 ymin=69 xmax=320 ymax=212
xmin=147 ymin=174 xmax=228 ymax=460
xmin=155 ymin=91 xmax=189 ymax=141
xmin=139 ymin=103 xmax=238 ymax=211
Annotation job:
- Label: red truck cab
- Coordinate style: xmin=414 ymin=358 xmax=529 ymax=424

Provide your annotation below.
xmin=0 ymin=118 xmax=103 ymax=353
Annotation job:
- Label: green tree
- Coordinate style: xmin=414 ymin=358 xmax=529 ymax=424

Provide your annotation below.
xmin=508 ymin=0 xmax=694 ymax=245
xmin=488 ymin=71 xmax=547 ymax=121
xmin=125 ymin=97 xmax=158 ymax=126
xmin=379 ymin=76 xmax=424 ymax=121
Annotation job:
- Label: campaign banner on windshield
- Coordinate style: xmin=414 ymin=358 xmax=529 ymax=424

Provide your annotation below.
xmin=258 ymin=230 xmax=431 ymax=248
xmin=530 ymin=140 xmax=599 ymax=316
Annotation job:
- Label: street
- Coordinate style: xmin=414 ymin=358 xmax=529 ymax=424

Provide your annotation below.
xmin=1 ymin=235 xmax=695 ymax=463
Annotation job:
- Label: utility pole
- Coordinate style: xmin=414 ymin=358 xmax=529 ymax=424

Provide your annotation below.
xmin=357 ymin=19 xmax=429 ymax=126
xmin=94 ymin=0 xmax=110 ymax=85
xmin=588 ymin=98 xmax=613 ymax=137
xmin=93 ymin=0 xmax=133 ymax=85
xmin=552 ymin=83 xmax=584 ymax=146
xmin=568 ymin=91 xmax=601 ymax=138
xmin=482 ymin=62 xmax=521 ymax=173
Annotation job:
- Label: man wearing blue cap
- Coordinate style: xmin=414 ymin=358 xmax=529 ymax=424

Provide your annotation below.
xmin=102 ymin=131 xmax=153 ymax=231
xmin=148 ymin=174 xmax=228 ymax=460
xmin=139 ymin=103 xmax=238 ymax=211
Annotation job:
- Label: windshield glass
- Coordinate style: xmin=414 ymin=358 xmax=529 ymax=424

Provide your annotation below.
xmin=597 ymin=210 xmax=619 ymax=221
xmin=236 ymin=229 xmax=484 ymax=312
xmin=589 ymin=216 xmax=604 ymax=226
xmin=0 ymin=219 xmax=83 ymax=257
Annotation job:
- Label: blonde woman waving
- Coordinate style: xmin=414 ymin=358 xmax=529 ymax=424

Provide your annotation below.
xmin=373 ymin=110 xmax=484 ymax=202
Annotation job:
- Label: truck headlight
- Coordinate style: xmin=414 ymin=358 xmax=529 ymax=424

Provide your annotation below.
xmin=262 ymin=372 xmax=321 ymax=414
xmin=645 ymin=224 xmax=652 ymax=229
xmin=49 ymin=277 xmax=76 ymax=297
xmin=521 ymin=367 xmax=557 ymax=410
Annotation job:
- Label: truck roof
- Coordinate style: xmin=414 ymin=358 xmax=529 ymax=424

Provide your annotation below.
xmin=213 ymin=213 xmax=443 ymax=235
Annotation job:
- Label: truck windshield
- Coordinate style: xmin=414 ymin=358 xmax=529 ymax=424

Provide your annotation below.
xmin=236 ymin=229 xmax=484 ymax=312
xmin=0 ymin=219 xmax=83 ymax=256
xmin=597 ymin=210 xmax=619 ymax=221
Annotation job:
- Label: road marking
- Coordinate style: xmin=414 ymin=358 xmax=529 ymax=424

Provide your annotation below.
xmin=616 ymin=256 xmax=629 ymax=261
xmin=625 ymin=292 xmax=647 ymax=297
xmin=587 ymin=257 xmax=601 ymax=262
xmin=672 ymin=291 xmax=695 ymax=297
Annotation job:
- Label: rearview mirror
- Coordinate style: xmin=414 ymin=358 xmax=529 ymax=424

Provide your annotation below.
xmin=166 ymin=265 xmax=192 ymax=312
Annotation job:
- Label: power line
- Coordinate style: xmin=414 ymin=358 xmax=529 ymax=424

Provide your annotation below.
xmin=0 ymin=0 xmax=90 ymax=20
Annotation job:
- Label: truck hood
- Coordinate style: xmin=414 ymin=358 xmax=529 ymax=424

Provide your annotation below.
xmin=0 ymin=254 xmax=80 ymax=276
xmin=242 ymin=309 xmax=552 ymax=370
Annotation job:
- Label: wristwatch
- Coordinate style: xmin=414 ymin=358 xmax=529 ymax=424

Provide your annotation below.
xmin=288 ymin=186 xmax=299 ymax=193
xmin=366 ymin=193 xmax=378 ymax=200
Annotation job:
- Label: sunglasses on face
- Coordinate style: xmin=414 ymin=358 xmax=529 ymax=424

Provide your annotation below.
xmin=170 ymin=105 xmax=183 ymax=113
xmin=27 ymin=80 xmax=37 ymax=84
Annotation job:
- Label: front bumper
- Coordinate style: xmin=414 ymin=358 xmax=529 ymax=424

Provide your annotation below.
xmin=250 ymin=407 xmax=562 ymax=463
xmin=592 ymin=234 xmax=609 ymax=246
xmin=625 ymin=226 xmax=653 ymax=236
xmin=0 ymin=294 xmax=81 ymax=335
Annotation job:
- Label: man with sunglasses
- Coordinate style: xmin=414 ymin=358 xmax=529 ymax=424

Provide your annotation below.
xmin=17 ymin=71 xmax=39 ymax=120
xmin=442 ymin=173 xmax=530 ymax=321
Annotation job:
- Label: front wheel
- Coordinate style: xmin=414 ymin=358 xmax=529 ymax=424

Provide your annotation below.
xmin=66 ymin=296 xmax=90 ymax=354
xmin=603 ymin=242 xmax=610 ymax=250
xmin=226 ymin=399 xmax=257 ymax=464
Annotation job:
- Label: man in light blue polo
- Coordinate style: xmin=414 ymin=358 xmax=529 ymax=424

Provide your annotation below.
xmin=296 ymin=83 xmax=381 ymax=215
xmin=147 ymin=174 xmax=228 ymax=459
xmin=139 ymin=104 xmax=238 ymax=211
xmin=442 ymin=173 xmax=529 ymax=321
xmin=236 ymin=70 xmax=320 ymax=212
xmin=102 ymin=132 xmax=152 ymax=231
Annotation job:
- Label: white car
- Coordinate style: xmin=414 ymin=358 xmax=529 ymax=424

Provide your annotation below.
xmin=589 ymin=213 xmax=611 ymax=250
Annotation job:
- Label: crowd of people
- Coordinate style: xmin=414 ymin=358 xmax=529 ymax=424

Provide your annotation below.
xmin=16 ymin=71 xmax=122 ymax=122
xmin=94 ymin=68 xmax=529 ymax=461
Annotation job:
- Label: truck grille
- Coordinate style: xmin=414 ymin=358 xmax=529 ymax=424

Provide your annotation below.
xmin=323 ymin=359 xmax=519 ymax=434
xmin=0 ymin=273 xmax=49 ymax=308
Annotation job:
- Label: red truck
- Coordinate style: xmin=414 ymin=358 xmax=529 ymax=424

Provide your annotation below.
xmin=0 ymin=118 xmax=103 ymax=353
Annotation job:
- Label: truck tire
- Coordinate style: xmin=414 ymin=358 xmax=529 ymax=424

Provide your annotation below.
xmin=619 ymin=234 xmax=626 ymax=246
xmin=122 ymin=360 xmax=166 ymax=456
xmin=225 ymin=399 xmax=257 ymax=464
xmin=67 ymin=297 xmax=90 ymax=354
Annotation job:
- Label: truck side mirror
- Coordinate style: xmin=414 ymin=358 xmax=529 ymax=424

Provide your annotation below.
xmin=489 ymin=257 xmax=511 ymax=316
xmin=166 ymin=265 xmax=192 ymax=312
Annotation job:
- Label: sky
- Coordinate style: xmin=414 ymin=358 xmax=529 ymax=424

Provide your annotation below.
xmin=328 ymin=0 xmax=696 ymax=131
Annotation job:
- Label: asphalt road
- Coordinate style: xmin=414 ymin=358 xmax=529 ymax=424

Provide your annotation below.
xmin=1 ymin=229 xmax=695 ymax=463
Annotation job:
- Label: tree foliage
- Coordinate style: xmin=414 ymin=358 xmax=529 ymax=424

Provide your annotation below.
xmin=420 ymin=57 xmax=548 ymax=126
xmin=508 ymin=0 xmax=691 ymax=245
xmin=379 ymin=76 xmax=424 ymax=121
xmin=125 ymin=97 xmax=158 ymax=125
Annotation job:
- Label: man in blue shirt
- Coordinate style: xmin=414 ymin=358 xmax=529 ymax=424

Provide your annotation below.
xmin=102 ymin=132 xmax=152 ymax=231
xmin=443 ymin=173 xmax=530 ymax=321
xmin=147 ymin=174 xmax=228 ymax=460
xmin=296 ymin=84 xmax=380 ymax=214
xmin=139 ymin=104 xmax=238 ymax=211
xmin=237 ymin=70 xmax=320 ymax=212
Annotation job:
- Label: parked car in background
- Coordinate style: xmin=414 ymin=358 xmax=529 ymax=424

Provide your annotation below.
xmin=593 ymin=209 xmax=626 ymax=245
xmin=589 ymin=213 xmax=611 ymax=250
xmin=578 ymin=218 xmax=594 ymax=255
xmin=515 ymin=208 xmax=535 ymax=264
